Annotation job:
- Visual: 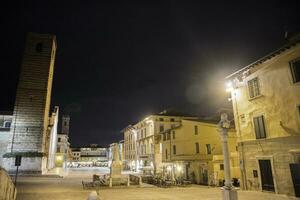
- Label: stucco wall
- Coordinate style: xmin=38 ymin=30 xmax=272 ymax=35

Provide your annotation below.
xmin=3 ymin=157 xmax=44 ymax=174
xmin=229 ymin=43 xmax=300 ymax=196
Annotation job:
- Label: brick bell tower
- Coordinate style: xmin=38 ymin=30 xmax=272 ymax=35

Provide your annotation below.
xmin=5 ymin=33 xmax=57 ymax=174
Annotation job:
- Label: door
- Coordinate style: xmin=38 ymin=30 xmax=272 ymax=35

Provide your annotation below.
xmin=259 ymin=160 xmax=275 ymax=192
xmin=201 ymin=169 xmax=208 ymax=185
xmin=290 ymin=164 xmax=300 ymax=197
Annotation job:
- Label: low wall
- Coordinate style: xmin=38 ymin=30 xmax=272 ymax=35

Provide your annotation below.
xmin=0 ymin=167 xmax=17 ymax=200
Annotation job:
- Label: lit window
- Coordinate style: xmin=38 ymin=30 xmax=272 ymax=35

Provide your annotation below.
xmin=253 ymin=115 xmax=266 ymax=139
xmin=290 ymin=58 xmax=300 ymax=83
xmin=195 ymin=142 xmax=199 ymax=153
xmin=248 ymin=77 xmax=261 ymax=98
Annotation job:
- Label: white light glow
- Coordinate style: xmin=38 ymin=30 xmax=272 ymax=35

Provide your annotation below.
xmin=225 ymin=81 xmax=233 ymax=93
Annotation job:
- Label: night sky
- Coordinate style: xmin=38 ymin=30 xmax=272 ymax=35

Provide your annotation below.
xmin=1 ymin=1 xmax=299 ymax=147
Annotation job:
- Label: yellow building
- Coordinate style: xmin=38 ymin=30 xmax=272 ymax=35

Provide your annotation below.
xmin=226 ymin=34 xmax=300 ymax=197
xmin=122 ymin=110 xmax=196 ymax=174
xmin=161 ymin=118 xmax=240 ymax=185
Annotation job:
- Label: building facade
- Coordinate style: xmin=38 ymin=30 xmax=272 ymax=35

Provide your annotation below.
xmin=161 ymin=119 xmax=239 ymax=185
xmin=2 ymin=33 xmax=57 ymax=174
xmin=55 ymin=115 xmax=71 ymax=167
xmin=70 ymin=144 xmax=108 ymax=167
xmin=0 ymin=112 xmax=13 ymax=167
xmin=226 ymin=35 xmax=300 ymax=197
xmin=123 ymin=110 xmax=196 ymax=174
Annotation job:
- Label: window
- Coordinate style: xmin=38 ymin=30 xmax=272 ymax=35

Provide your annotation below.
xmin=173 ymin=145 xmax=176 ymax=155
xmin=159 ymin=118 xmax=164 ymax=121
xmin=58 ymin=138 xmax=61 ymax=142
xmin=4 ymin=121 xmax=11 ymax=128
xmin=220 ymin=164 xmax=224 ymax=170
xmin=248 ymin=77 xmax=261 ymax=98
xmin=159 ymin=124 xmax=164 ymax=132
xmin=163 ymin=133 xmax=166 ymax=141
xmin=195 ymin=142 xmax=199 ymax=153
xmin=165 ymin=149 xmax=168 ymax=159
xmin=172 ymin=131 xmax=175 ymax=139
xmin=36 ymin=42 xmax=43 ymax=52
xmin=170 ymin=118 xmax=175 ymax=122
xmin=194 ymin=126 xmax=198 ymax=135
xmin=253 ymin=115 xmax=266 ymax=139
xmin=167 ymin=132 xmax=171 ymax=140
xmin=206 ymin=144 xmax=211 ymax=154
xmin=290 ymin=58 xmax=300 ymax=83
xmin=144 ymin=128 xmax=147 ymax=137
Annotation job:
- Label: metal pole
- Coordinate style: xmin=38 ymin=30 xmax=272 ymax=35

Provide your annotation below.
xmin=14 ymin=166 xmax=19 ymax=187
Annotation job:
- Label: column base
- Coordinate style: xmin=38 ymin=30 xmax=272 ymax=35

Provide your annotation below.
xmin=221 ymin=187 xmax=238 ymax=200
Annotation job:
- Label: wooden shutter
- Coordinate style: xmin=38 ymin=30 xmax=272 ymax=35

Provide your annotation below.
xmin=254 ymin=115 xmax=266 ymax=139
xmin=254 ymin=117 xmax=260 ymax=138
xmin=258 ymin=115 xmax=266 ymax=138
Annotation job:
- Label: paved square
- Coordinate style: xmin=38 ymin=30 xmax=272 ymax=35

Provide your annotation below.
xmin=16 ymin=168 xmax=299 ymax=200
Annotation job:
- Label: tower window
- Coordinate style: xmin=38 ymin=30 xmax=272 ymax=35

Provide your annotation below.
xmin=36 ymin=42 xmax=43 ymax=52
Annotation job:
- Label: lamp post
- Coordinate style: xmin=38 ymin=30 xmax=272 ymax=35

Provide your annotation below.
xmin=218 ymin=113 xmax=238 ymax=200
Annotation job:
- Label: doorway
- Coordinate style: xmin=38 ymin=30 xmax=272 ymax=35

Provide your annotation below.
xmin=259 ymin=160 xmax=275 ymax=192
xmin=290 ymin=163 xmax=300 ymax=197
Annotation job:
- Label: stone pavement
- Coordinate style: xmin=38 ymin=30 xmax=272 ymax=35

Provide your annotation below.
xmin=16 ymin=167 xmax=299 ymax=200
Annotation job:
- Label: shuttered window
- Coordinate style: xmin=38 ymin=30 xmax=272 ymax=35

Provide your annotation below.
xmin=253 ymin=115 xmax=266 ymax=139
xmin=173 ymin=145 xmax=176 ymax=155
xmin=195 ymin=142 xmax=200 ymax=153
xmin=290 ymin=58 xmax=300 ymax=83
xmin=248 ymin=77 xmax=261 ymax=98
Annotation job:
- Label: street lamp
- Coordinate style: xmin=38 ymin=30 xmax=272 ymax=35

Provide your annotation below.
xmin=218 ymin=113 xmax=238 ymax=200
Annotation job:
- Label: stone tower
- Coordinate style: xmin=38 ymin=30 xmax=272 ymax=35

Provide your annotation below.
xmin=61 ymin=115 xmax=70 ymax=135
xmin=5 ymin=33 xmax=57 ymax=174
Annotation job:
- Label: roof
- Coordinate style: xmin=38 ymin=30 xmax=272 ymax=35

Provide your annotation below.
xmin=226 ymin=33 xmax=300 ymax=80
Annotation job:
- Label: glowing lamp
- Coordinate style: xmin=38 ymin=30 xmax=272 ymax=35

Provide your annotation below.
xmin=225 ymin=81 xmax=233 ymax=93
